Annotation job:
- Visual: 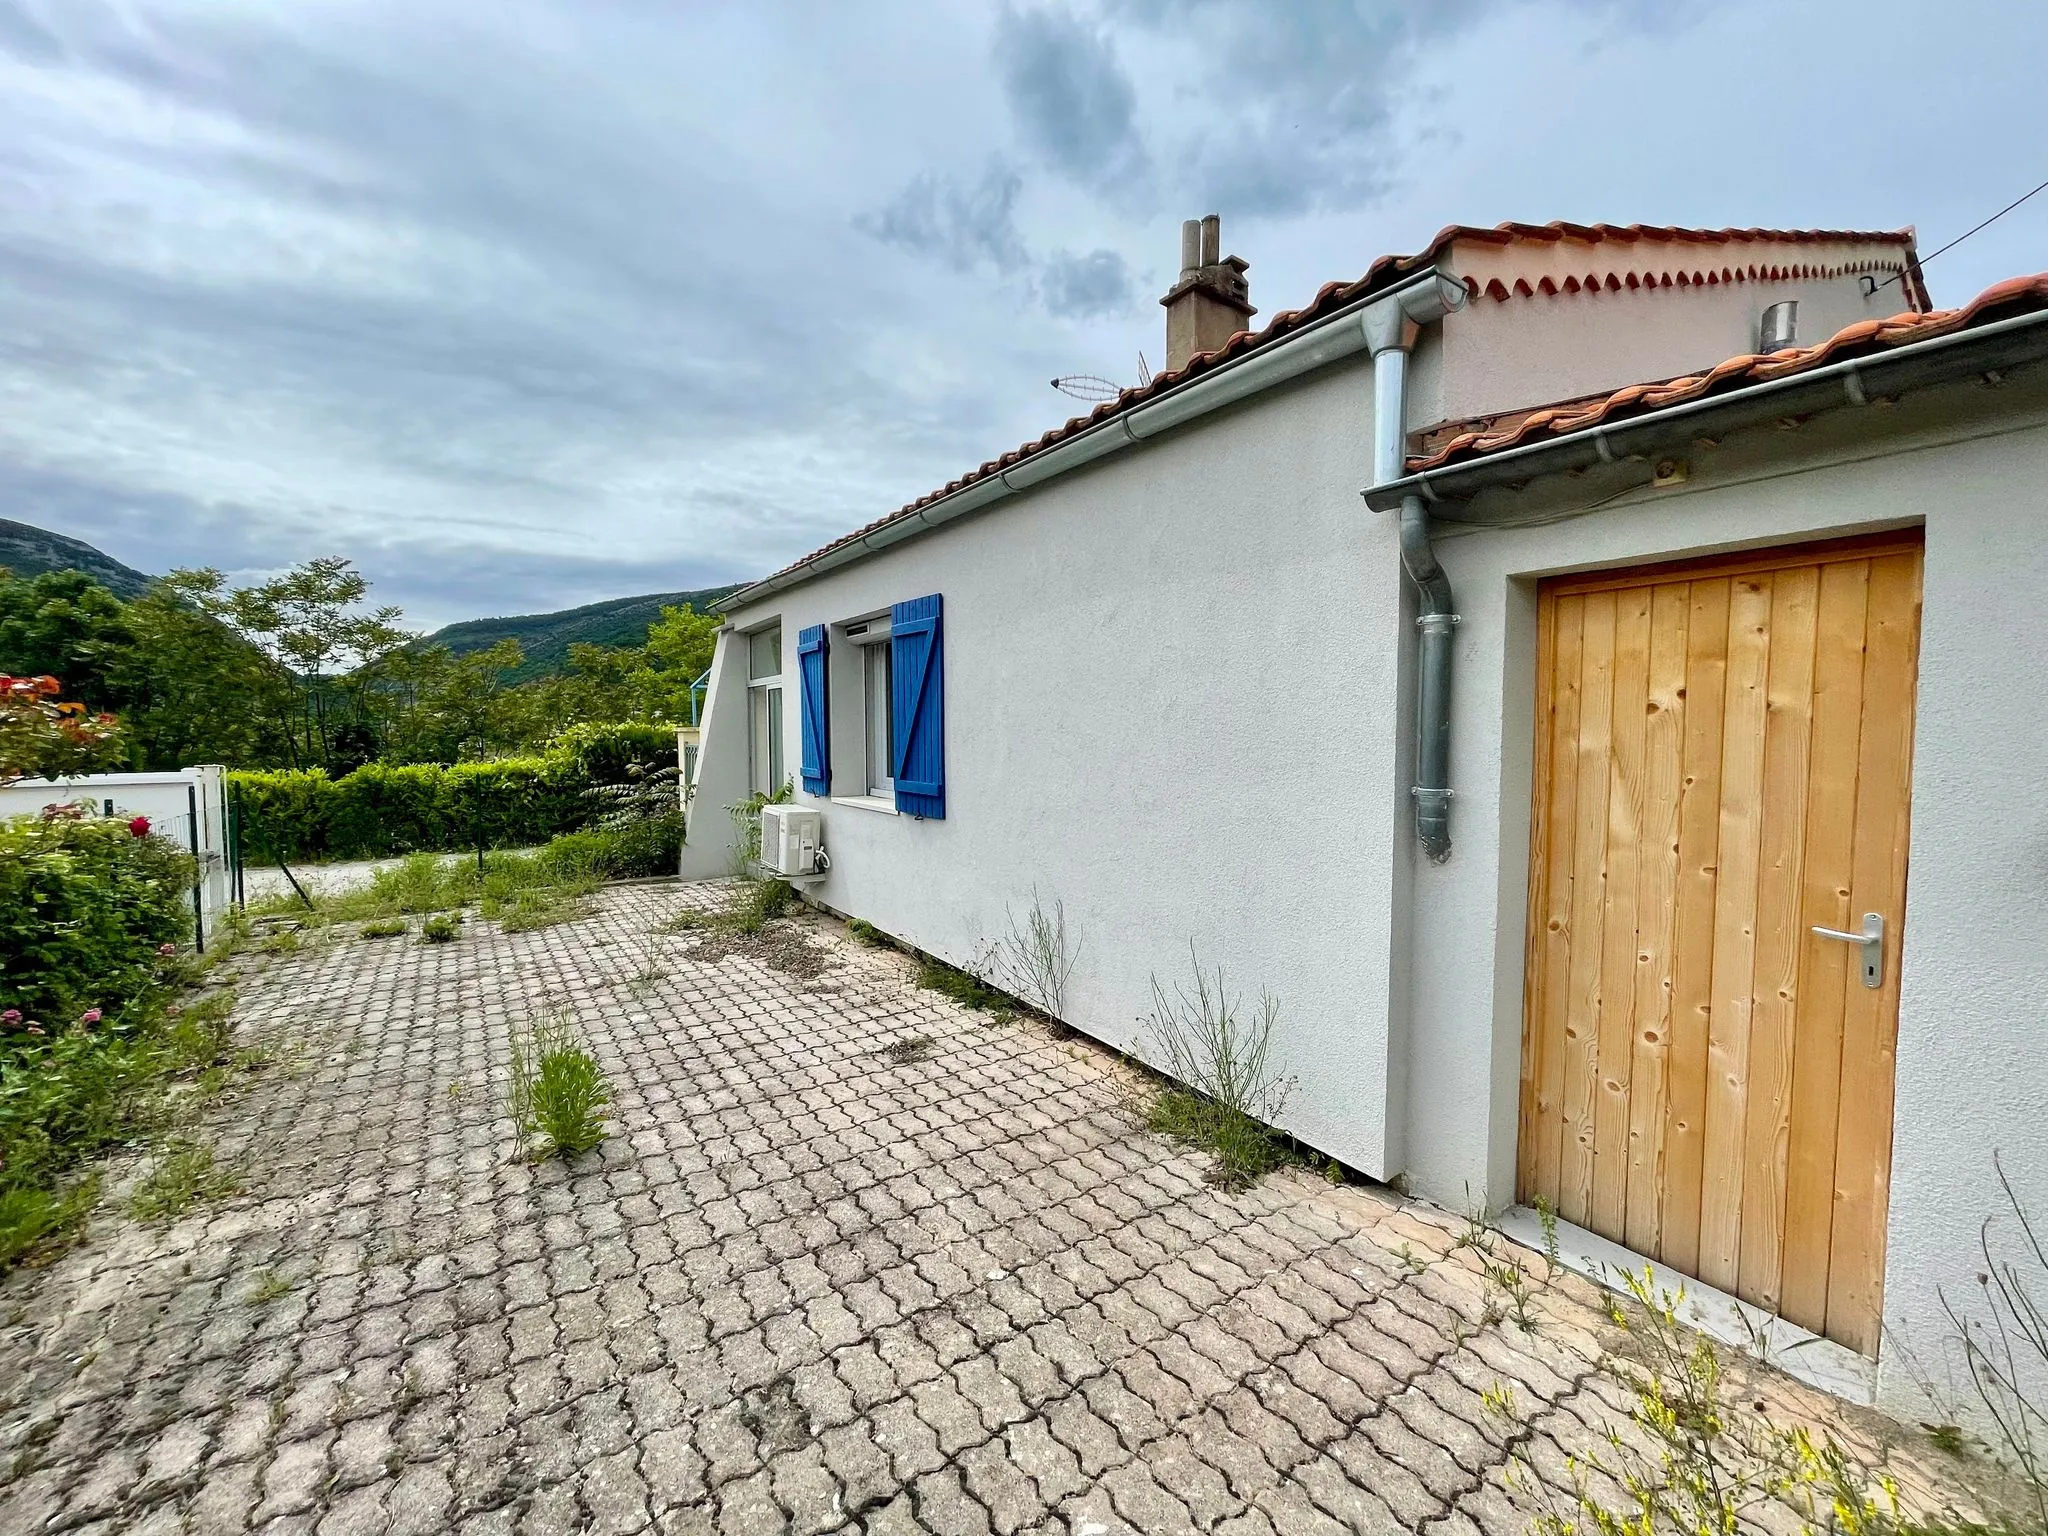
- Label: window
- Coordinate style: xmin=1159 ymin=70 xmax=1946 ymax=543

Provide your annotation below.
xmin=863 ymin=637 xmax=894 ymax=797
xmin=746 ymin=624 xmax=783 ymax=795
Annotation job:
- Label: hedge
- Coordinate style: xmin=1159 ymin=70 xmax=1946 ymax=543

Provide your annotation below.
xmin=0 ymin=817 xmax=197 ymax=1026
xmin=231 ymin=721 xmax=681 ymax=863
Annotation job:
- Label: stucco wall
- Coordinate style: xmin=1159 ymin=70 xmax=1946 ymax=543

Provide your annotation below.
xmin=691 ymin=358 xmax=1421 ymax=1180
xmin=1404 ymin=383 xmax=2048 ymax=1417
xmin=1436 ymin=272 xmax=1904 ymax=427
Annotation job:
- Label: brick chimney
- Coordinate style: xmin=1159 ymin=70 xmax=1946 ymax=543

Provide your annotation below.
xmin=1158 ymin=214 xmax=1254 ymax=372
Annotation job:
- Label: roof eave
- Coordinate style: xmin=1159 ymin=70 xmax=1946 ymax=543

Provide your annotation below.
xmin=1362 ymin=307 xmax=2048 ymax=516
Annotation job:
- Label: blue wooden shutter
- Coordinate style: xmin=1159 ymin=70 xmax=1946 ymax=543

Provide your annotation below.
xmin=890 ymin=594 xmax=944 ymax=818
xmin=797 ymin=624 xmax=829 ymax=795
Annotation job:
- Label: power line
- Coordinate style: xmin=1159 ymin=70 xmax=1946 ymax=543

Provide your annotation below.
xmin=1872 ymin=173 xmax=2048 ymax=297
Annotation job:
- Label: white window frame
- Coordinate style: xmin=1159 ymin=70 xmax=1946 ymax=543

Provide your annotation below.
xmin=745 ymin=624 xmax=783 ymax=797
xmin=828 ymin=613 xmax=896 ymax=811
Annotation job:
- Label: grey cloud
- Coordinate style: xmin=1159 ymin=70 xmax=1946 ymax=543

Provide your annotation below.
xmin=857 ymin=161 xmax=1029 ymax=274
xmin=1037 ymin=248 xmax=1134 ymax=318
xmin=993 ymin=3 xmax=1146 ymax=196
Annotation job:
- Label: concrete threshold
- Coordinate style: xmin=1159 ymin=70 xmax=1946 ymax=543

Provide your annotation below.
xmin=1496 ymin=1204 xmax=1878 ymax=1405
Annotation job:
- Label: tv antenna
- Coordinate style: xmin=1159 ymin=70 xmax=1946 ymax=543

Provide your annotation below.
xmin=1050 ymin=374 xmax=1121 ymax=402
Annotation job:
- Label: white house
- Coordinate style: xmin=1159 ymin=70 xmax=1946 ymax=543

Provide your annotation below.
xmin=684 ymin=215 xmax=2048 ymax=1414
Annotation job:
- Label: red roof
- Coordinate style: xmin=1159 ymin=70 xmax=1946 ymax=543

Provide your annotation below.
xmin=745 ymin=222 xmax=1925 ymax=596
xmin=1408 ymin=270 xmax=2048 ymax=473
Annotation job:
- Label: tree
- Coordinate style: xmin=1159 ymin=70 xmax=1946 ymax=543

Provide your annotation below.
xmin=367 ymin=638 xmax=525 ymax=763
xmin=0 ymin=569 xmax=135 ymax=716
xmin=640 ymin=603 xmax=721 ymax=721
xmin=0 ymin=675 xmax=122 ymax=784
xmin=110 ymin=574 xmax=282 ymax=770
xmin=173 ymin=559 xmax=412 ymax=770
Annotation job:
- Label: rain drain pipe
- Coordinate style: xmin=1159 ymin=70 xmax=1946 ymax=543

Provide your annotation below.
xmin=1362 ymin=275 xmax=1467 ymax=863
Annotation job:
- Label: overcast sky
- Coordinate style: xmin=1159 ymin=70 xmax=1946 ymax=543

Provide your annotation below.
xmin=2 ymin=0 xmax=2043 ymax=629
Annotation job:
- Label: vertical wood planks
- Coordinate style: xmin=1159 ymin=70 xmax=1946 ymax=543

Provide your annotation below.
xmin=1660 ymin=577 xmax=1730 ymax=1275
xmin=1827 ymin=550 xmax=1921 ymax=1354
xmin=1699 ymin=572 xmax=1773 ymax=1294
xmin=1526 ymin=595 xmax=1585 ymax=1203
xmin=1559 ymin=591 xmax=1616 ymax=1227
xmin=1593 ymin=589 xmax=1652 ymax=1235
xmin=1625 ymin=583 xmax=1689 ymax=1254
xmin=1517 ymin=534 xmax=1918 ymax=1356
xmin=1780 ymin=560 xmax=1871 ymax=1333
xmin=1739 ymin=567 xmax=1819 ymax=1310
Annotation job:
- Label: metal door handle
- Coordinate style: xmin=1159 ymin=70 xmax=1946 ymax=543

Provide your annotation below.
xmin=1811 ymin=912 xmax=1884 ymax=989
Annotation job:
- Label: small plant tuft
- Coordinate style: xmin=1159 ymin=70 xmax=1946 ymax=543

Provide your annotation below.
xmin=1141 ymin=945 xmax=1293 ymax=1191
xmin=506 ymin=1012 xmax=612 ymax=1160
xmin=885 ymin=1035 xmax=935 ymax=1066
xmin=129 ymin=1139 xmax=242 ymax=1223
xmin=246 ymin=1270 xmax=295 ymax=1305
xmin=359 ymin=920 xmax=406 ymax=939
xmin=846 ymin=917 xmax=889 ymax=947
xmin=419 ymin=913 xmax=460 ymax=943
xmin=983 ymin=891 xmax=1081 ymax=1020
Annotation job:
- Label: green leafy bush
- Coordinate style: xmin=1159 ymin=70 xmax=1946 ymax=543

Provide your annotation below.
xmin=0 ymin=815 xmax=197 ymax=1026
xmin=230 ymin=723 xmax=683 ymax=864
xmin=537 ymin=810 xmax=683 ymax=882
xmin=420 ymin=913 xmax=460 ymax=943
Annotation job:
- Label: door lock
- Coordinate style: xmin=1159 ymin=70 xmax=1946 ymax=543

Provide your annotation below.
xmin=1811 ymin=912 xmax=1884 ymax=989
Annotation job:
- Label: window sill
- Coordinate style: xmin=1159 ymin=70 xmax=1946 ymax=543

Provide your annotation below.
xmin=830 ymin=794 xmax=898 ymax=815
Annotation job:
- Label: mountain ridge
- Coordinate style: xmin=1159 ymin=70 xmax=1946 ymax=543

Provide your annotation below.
xmin=419 ymin=585 xmax=744 ymax=681
xmin=0 ymin=518 xmax=153 ymax=598
xmin=0 ymin=518 xmax=743 ymax=682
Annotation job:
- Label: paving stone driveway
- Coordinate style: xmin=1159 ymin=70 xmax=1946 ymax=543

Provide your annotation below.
xmin=0 ymin=884 xmax=1956 ymax=1535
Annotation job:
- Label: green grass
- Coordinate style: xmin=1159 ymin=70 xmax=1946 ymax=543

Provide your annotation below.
xmin=359 ymin=919 xmax=407 ymax=939
xmin=246 ymin=1269 xmax=295 ymax=1304
xmin=128 ymin=1138 xmax=242 ymax=1223
xmin=846 ymin=917 xmax=889 ymax=947
xmin=419 ymin=913 xmax=461 ymax=943
xmin=250 ymin=846 xmax=611 ymax=939
xmin=915 ymin=956 xmax=1009 ymax=1012
xmin=666 ymin=878 xmax=793 ymax=938
xmin=508 ymin=1013 xmax=612 ymax=1159
xmin=1147 ymin=1087 xmax=1294 ymax=1191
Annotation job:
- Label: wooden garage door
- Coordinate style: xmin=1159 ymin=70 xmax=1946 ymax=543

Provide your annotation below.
xmin=1518 ymin=532 xmax=1922 ymax=1356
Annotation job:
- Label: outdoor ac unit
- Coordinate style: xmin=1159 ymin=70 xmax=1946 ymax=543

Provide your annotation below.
xmin=759 ymin=805 xmax=825 ymax=878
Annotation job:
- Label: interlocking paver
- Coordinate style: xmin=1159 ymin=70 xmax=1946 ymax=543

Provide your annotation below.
xmin=0 ymin=883 xmax=1969 ymax=1534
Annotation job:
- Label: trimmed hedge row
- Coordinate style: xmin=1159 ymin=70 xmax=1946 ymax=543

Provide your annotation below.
xmin=231 ymin=721 xmax=677 ymax=863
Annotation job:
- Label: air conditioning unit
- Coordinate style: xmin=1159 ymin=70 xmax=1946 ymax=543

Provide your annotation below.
xmin=759 ymin=805 xmax=826 ymax=878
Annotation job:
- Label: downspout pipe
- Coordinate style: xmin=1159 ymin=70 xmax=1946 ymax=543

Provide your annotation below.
xmin=1362 ymin=274 xmax=1466 ymax=863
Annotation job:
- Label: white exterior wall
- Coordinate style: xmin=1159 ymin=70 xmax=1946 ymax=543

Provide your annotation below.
xmin=688 ymin=358 xmax=1425 ymax=1179
xmin=1402 ymin=386 xmax=2048 ymax=1418
xmin=684 ymin=295 xmax=2046 ymax=1417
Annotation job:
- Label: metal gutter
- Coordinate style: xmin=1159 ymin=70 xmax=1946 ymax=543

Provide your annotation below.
xmin=717 ymin=267 xmax=1467 ymax=612
xmin=1362 ymin=307 xmax=2048 ymax=515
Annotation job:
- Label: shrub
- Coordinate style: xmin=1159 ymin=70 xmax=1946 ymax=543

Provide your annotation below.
xmin=538 ymin=811 xmax=683 ymax=881
xmin=0 ymin=815 xmax=196 ymax=1026
xmin=548 ymin=721 xmax=676 ymax=786
xmin=0 ymin=988 xmax=240 ymax=1267
xmin=230 ymin=724 xmax=683 ymax=864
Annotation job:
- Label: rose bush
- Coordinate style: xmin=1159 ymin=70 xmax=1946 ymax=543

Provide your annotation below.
xmin=0 ymin=675 xmax=122 ymax=784
xmin=0 ymin=814 xmax=196 ymax=1032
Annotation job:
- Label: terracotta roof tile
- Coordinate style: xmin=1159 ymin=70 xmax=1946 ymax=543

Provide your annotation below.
xmin=740 ymin=221 xmax=1924 ymax=598
xmin=1406 ymin=270 xmax=2048 ymax=474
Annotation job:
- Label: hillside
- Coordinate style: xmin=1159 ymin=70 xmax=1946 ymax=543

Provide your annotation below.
xmin=0 ymin=518 xmax=152 ymax=598
xmin=424 ymin=585 xmax=742 ymax=682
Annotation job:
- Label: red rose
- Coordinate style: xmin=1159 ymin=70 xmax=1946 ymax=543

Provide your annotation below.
xmin=128 ymin=816 xmax=151 ymax=837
